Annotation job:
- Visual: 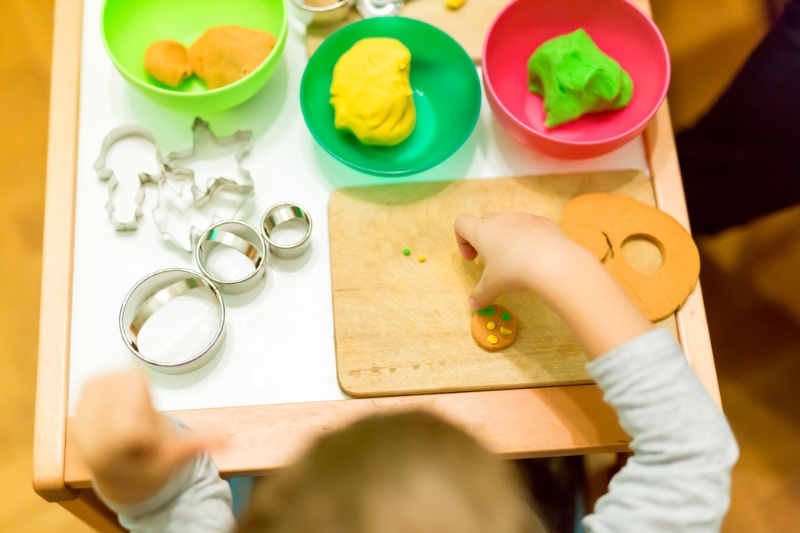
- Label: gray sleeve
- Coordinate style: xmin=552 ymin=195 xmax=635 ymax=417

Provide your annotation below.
xmin=95 ymin=419 xmax=236 ymax=533
xmin=582 ymin=328 xmax=738 ymax=533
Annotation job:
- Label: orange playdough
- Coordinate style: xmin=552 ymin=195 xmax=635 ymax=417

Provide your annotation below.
xmin=471 ymin=304 xmax=518 ymax=352
xmin=143 ymin=39 xmax=192 ymax=87
xmin=188 ymin=26 xmax=277 ymax=89
xmin=560 ymin=193 xmax=700 ymax=321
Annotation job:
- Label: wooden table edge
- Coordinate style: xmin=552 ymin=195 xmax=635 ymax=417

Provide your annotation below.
xmin=32 ymin=0 xmax=83 ymax=503
xmin=64 ymin=384 xmax=631 ymax=488
xmin=634 ymin=0 xmax=720 ymax=407
xmin=34 ymin=0 xmax=720 ymax=498
xmin=644 ymin=99 xmax=721 ymax=405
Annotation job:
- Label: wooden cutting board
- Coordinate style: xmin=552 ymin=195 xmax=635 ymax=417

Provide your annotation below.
xmin=329 ymin=170 xmax=678 ymax=397
xmin=306 ymin=0 xmax=510 ymax=62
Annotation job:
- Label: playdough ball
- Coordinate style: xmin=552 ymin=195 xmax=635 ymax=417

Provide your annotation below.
xmin=471 ymin=305 xmax=518 ymax=351
xmin=143 ymin=39 xmax=192 ymax=87
xmin=528 ymin=29 xmax=633 ymax=128
xmin=330 ymin=38 xmax=416 ymax=146
xmin=189 ymin=26 xmax=278 ymax=90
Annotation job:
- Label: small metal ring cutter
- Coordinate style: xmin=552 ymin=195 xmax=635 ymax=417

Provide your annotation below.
xmin=356 ymin=0 xmax=404 ymax=18
xmin=260 ymin=203 xmax=313 ymax=259
xmin=194 ymin=220 xmax=267 ymax=294
xmin=119 ymin=268 xmax=225 ymax=374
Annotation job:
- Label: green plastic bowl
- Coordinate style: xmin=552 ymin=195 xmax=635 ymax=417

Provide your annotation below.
xmin=101 ymin=0 xmax=288 ymax=114
xmin=300 ymin=17 xmax=482 ymax=176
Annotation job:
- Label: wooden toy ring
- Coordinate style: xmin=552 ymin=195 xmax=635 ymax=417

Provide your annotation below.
xmin=560 ymin=193 xmax=700 ymax=321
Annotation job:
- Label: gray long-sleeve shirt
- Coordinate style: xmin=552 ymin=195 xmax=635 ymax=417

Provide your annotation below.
xmin=99 ymin=328 xmax=738 ymax=532
xmin=582 ymin=328 xmax=738 ymax=532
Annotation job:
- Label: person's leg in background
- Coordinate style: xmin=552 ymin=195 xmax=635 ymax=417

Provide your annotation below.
xmin=515 ymin=456 xmax=587 ymax=533
xmin=677 ymin=0 xmax=800 ymax=234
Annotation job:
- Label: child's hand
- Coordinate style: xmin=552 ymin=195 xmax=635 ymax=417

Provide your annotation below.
xmin=455 ymin=212 xmax=652 ymax=358
xmin=454 ymin=212 xmax=591 ymax=309
xmin=73 ymin=369 xmax=213 ymax=505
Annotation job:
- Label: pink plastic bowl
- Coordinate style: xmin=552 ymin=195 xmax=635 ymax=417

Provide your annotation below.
xmin=483 ymin=0 xmax=670 ymax=159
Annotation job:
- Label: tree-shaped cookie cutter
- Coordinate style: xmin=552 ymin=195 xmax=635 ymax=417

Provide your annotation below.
xmin=154 ymin=118 xmax=256 ymax=252
xmin=161 ymin=117 xmax=255 ymax=205
xmin=94 ymin=126 xmax=163 ymax=231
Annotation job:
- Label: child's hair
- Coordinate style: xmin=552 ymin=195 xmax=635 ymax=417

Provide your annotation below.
xmin=236 ymin=410 xmax=546 ymax=533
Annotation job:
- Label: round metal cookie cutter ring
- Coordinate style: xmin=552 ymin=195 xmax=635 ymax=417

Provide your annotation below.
xmin=195 ymin=220 xmax=267 ymax=294
xmin=288 ymin=0 xmax=354 ymax=26
xmin=260 ymin=203 xmax=313 ymax=259
xmin=119 ymin=268 xmax=226 ymax=374
xmin=356 ymin=0 xmax=404 ymax=18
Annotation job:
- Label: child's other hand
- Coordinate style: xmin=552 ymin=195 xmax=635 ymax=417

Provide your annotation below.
xmin=73 ymin=369 xmax=213 ymax=505
xmin=454 ymin=212 xmax=590 ymax=309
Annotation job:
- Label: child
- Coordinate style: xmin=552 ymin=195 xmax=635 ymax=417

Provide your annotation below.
xmin=73 ymin=212 xmax=738 ymax=532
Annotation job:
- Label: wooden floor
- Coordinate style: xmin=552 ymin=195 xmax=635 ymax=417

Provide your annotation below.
xmin=2 ymin=0 xmax=798 ymax=531
xmin=1 ymin=0 xmax=94 ymax=531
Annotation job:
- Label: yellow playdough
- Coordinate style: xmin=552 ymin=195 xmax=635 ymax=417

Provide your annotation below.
xmin=330 ymin=38 xmax=416 ymax=146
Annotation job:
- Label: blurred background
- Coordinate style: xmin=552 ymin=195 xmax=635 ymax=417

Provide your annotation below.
xmin=2 ymin=0 xmax=798 ymax=530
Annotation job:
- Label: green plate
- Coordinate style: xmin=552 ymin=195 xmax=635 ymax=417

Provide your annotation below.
xmin=300 ymin=17 xmax=482 ymax=177
xmin=101 ymin=0 xmax=288 ymax=114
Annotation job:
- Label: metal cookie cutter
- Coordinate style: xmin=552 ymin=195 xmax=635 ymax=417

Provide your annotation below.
xmin=155 ymin=117 xmax=256 ymax=252
xmin=260 ymin=203 xmax=313 ymax=259
xmin=119 ymin=268 xmax=225 ymax=374
xmin=288 ymin=0 xmax=354 ymax=26
xmin=162 ymin=117 xmax=255 ymax=205
xmin=356 ymin=0 xmax=404 ymax=18
xmin=94 ymin=125 xmax=163 ymax=231
xmin=195 ymin=220 xmax=268 ymax=294
xmin=154 ymin=176 xmax=256 ymax=253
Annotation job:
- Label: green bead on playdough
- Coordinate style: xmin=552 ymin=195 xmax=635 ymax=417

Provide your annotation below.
xmin=527 ymin=29 xmax=634 ymax=128
xmin=500 ymin=312 xmax=511 ymax=321
xmin=476 ymin=306 xmax=496 ymax=316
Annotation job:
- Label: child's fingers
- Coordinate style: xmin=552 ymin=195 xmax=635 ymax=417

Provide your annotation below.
xmin=456 ymin=235 xmax=478 ymax=260
xmin=469 ymin=272 xmax=500 ymax=310
xmin=454 ymin=214 xmax=480 ymax=259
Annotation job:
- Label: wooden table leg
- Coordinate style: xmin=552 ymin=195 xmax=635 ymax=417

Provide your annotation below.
xmin=58 ymin=489 xmax=125 ymax=533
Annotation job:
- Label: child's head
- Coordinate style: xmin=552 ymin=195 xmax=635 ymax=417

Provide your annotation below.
xmin=236 ymin=410 xmax=545 ymax=533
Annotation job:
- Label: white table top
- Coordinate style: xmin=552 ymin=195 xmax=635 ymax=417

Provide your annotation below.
xmin=67 ymin=0 xmax=650 ymax=414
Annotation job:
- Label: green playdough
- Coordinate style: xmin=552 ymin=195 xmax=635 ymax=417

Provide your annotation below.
xmin=527 ymin=29 xmax=634 ymax=128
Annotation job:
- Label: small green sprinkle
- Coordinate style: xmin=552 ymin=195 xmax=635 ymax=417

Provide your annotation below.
xmin=476 ymin=306 xmax=496 ymax=316
xmin=501 ymin=312 xmax=511 ymax=321
xmin=402 ymin=248 xmax=411 ymax=256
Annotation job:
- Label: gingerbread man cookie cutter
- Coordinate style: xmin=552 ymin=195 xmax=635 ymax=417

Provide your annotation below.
xmin=94 ymin=125 xmax=164 ymax=231
xmin=94 ymin=118 xmax=255 ymax=248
